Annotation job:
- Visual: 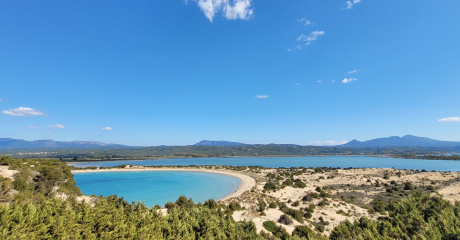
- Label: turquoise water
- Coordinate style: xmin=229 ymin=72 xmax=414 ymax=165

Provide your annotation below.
xmin=74 ymin=171 xmax=241 ymax=207
xmin=72 ymin=155 xmax=460 ymax=172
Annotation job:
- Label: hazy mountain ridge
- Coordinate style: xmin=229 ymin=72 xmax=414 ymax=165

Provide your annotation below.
xmin=194 ymin=140 xmax=247 ymax=146
xmin=341 ymin=135 xmax=460 ymax=148
xmin=0 ymin=138 xmax=131 ymax=149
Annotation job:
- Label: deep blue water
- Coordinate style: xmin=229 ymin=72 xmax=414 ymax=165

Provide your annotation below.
xmin=74 ymin=171 xmax=241 ymax=207
xmin=71 ymin=156 xmax=460 ymax=172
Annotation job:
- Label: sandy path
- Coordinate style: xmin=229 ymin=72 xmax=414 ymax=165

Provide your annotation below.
xmin=71 ymin=167 xmax=256 ymax=201
xmin=0 ymin=166 xmax=18 ymax=181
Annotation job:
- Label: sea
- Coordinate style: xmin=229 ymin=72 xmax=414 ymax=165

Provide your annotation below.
xmin=72 ymin=155 xmax=460 ymax=207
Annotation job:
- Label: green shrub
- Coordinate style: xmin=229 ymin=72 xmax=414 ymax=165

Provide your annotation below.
xmin=278 ymin=214 xmax=293 ymax=225
xmin=228 ymin=202 xmax=242 ymax=211
xmin=263 ymin=182 xmax=277 ymax=191
xmin=259 ymin=200 xmax=266 ymax=211
xmin=315 ymin=223 xmax=325 ymax=233
xmin=292 ymin=225 xmax=321 ymax=239
xmin=262 ymin=220 xmax=276 ymax=232
xmin=204 ymin=199 xmax=217 ymax=209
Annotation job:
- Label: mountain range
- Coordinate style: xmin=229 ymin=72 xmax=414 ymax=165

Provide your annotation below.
xmin=340 ymin=135 xmax=460 ymax=148
xmin=0 ymin=138 xmax=130 ymax=149
xmin=1 ymin=135 xmax=459 ymax=150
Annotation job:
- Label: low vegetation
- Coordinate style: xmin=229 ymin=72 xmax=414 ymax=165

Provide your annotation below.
xmin=1 ymin=157 xmax=460 ymax=239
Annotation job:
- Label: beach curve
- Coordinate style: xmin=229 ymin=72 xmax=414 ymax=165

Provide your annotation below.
xmin=71 ymin=167 xmax=256 ymax=202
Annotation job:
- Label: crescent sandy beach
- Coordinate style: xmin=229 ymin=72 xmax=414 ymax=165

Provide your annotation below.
xmin=72 ymin=166 xmax=257 ymax=201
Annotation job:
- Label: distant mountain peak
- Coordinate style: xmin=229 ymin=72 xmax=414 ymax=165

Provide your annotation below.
xmin=341 ymin=135 xmax=460 ymax=148
xmin=194 ymin=140 xmax=246 ymax=147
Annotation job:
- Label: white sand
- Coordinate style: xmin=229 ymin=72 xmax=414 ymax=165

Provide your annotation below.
xmin=0 ymin=166 xmax=18 ymax=181
xmin=71 ymin=166 xmax=256 ymax=201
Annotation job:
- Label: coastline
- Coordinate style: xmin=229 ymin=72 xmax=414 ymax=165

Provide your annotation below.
xmin=72 ymin=167 xmax=256 ymax=202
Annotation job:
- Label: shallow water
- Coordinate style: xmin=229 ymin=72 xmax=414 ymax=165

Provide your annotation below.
xmin=72 ymin=155 xmax=460 ymax=172
xmin=74 ymin=171 xmax=241 ymax=207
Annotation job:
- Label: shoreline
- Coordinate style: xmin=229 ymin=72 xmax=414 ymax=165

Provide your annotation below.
xmin=71 ymin=167 xmax=256 ymax=202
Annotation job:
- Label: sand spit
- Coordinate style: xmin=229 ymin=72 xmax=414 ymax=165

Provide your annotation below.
xmin=71 ymin=166 xmax=256 ymax=201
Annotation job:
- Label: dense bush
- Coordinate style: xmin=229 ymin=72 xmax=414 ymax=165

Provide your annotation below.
xmin=278 ymin=214 xmax=294 ymax=225
xmin=0 ymin=196 xmax=262 ymax=239
xmin=293 ymin=179 xmax=306 ymax=188
xmin=280 ymin=205 xmax=304 ymax=223
xmin=263 ymin=182 xmax=278 ymax=191
xmin=262 ymin=220 xmax=277 ymax=232
xmin=331 ymin=191 xmax=460 ymax=239
xmin=259 ymin=200 xmax=266 ymax=211
xmin=293 ymin=225 xmax=327 ymax=239
xmin=228 ymin=201 xmax=242 ymax=211
xmin=204 ymin=199 xmax=217 ymax=209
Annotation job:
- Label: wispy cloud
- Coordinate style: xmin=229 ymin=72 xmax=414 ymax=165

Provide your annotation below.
xmin=347 ymin=69 xmax=359 ymax=74
xmin=298 ymin=17 xmax=313 ymax=26
xmin=317 ymin=80 xmax=323 ymax=83
xmin=27 ymin=126 xmax=40 ymax=129
xmin=342 ymin=78 xmax=357 ymax=83
xmin=101 ymin=127 xmax=113 ymax=131
xmin=193 ymin=0 xmax=253 ymax=22
xmin=308 ymin=141 xmax=348 ymax=146
xmin=438 ymin=117 xmax=460 ymax=122
xmin=255 ymin=95 xmax=269 ymax=99
xmin=295 ymin=83 xmax=300 ymax=85
xmin=296 ymin=31 xmax=325 ymax=48
xmin=49 ymin=124 xmax=65 ymax=129
xmin=331 ymin=80 xmax=335 ymax=83
xmin=1 ymin=107 xmax=46 ymax=116
xmin=0 ymin=98 xmax=2 ymax=102
xmin=345 ymin=0 xmax=361 ymax=9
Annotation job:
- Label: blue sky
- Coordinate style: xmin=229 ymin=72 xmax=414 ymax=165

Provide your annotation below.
xmin=1 ymin=0 xmax=459 ymax=146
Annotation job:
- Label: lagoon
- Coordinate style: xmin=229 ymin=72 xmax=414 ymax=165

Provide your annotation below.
xmin=74 ymin=171 xmax=241 ymax=207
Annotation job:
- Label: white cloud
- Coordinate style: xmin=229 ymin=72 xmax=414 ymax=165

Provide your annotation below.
xmin=1 ymin=107 xmax=46 ymax=116
xmin=347 ymin=69 xmax=358 ymax=74
xmin=27 ymin=126 xmax=40 ymax=129
xmin=342 ymin=78 xmax=357 ymax=83
xmin=195 ymin=0 xmax=253 ymax=22
xmin=438 ymin=117 xmax=460 ymax=122
xmin=295 ymin=83 xmax=300 ymax=85
xmin=0 ymin=98 xmax=2 ymax=101
xmin=101 ymin=127 xmax=113 ymax=130
xmin=317 ymin=80 xmax=322 ymax=83
xmin=331 ymin=80 xmax=335 ymax=83
xmin=255 ymin=95 xmax=269 ymax=99
xmin=224 ymin=0 xmax=253 ymax=20
xmin=345 ymin=0 xmax=361 ymax=9
xmin=287 ymin=48 xmax=291 ymax=52
xmin=296 ymin=31 xmax=325 ymax=48
xmin=299 ymin=17 xmax=313 ymax=26
xmin=308 ymin=141 xmax=348 ymax=146
xmin=49 ymin=124 xmax=65 ymax=129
